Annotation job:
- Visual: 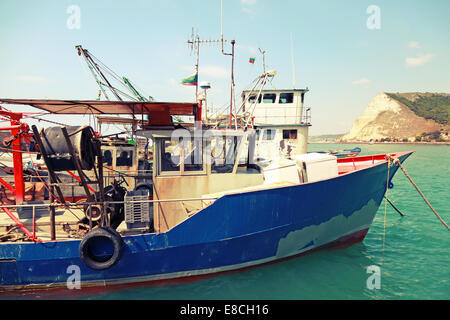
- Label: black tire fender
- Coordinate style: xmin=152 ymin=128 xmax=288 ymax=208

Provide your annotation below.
xmin=79 ymin=227 xmax=124 ymax=270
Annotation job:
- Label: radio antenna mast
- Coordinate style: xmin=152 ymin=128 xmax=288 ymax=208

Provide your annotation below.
xmin=187 ymin=29 xmax=225 ymax=100
xmin=259 ymin=48 xmax=266 ymax=74
xmin=184 ymin=1 xmax=236 ymax=128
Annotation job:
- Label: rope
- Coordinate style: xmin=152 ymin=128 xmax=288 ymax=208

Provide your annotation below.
xmin=388 ymin=155 xmax=449 ymax=231
xmin=23 ymin=114 xmax=73 ymax=127
xmin=382 ymin=157 xmax=392 ymax=261
xmin=0 ymin=146 xmax=39 ymax=154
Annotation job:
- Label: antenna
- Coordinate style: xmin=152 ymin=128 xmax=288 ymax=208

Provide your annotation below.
xmin=221 ymin=0 xmax=223 ymax=51
xmin=258 ymin=48 xmax=266 ymax=74
xmin=186 ymin=30 xmax=228 ymax=102
xmin=290 ymin=33 xmax=296 ymax=89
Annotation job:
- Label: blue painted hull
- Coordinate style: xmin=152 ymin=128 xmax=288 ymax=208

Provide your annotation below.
xmin=0 ymin=152 xmax=412 ymax=291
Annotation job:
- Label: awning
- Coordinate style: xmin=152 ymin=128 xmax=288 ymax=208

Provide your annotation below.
xmin=0 ymin=99 xmax=197 ymax=116
xmin=0 ymin=98 xmax=198 ymax=126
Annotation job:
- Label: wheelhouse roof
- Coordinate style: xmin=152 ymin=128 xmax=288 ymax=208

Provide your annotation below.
xmin=241 ymin=88 xmax=309 ymax=94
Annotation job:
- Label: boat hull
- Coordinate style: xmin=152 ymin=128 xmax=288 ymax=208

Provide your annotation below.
xmin=0 ymin=152 xmax=412 ymax=291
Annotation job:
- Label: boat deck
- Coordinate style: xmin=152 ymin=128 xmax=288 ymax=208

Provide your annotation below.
xmin=0 ymin=206 xmax=83 ymax=241
xmin=337 ymin=157 xmax=385 ymax=174
xmin=0 ymin=204 xmax=152 ymax=242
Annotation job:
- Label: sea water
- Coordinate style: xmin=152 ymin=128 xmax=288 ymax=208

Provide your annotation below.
xmin=21 ymin=144 xmax=450 ymax=300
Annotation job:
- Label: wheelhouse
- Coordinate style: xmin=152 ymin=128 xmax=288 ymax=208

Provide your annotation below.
xmin=241 ymin=89 xmax=311 ymax=157
xmin=139 ymin=129 xmax=264 ymax=233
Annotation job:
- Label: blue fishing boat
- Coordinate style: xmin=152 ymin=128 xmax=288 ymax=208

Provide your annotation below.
xmin=0 ymin=99 xmax=413 ymax=291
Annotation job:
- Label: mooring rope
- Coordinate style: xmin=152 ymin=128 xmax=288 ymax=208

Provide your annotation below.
xmin=382 ymin=157 xmax=392 ymax=260
xmin=387 ymin=155 xmax=449 ymax=231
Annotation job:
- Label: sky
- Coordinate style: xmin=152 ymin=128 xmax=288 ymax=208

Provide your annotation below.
xmin=0 ymin=0 xmax=449 ymax=135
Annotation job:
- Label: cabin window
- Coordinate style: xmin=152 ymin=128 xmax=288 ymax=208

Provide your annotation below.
xmin=160 ymin=139 xmax=181 ymax=172
xmin=116 ymin=150 xmax=133 ymax=167
xmin=262 ymin=93 xmax=277 ymax=103
xmin=248 ymin=95 xmax=261 ymax=104
xmin=102 ymin=150 xmax=113 ymax=166
xmin=282 ymin=129 xmax=297 ymax=140
xmin=158 ymin=138 xmax=204 ymax=175
xmin=182 ymin=139 xmax=204 ymax=172
xmin=211 ymin=135 xmax=241 ymax=174
xmin=279 ymin=93 xmax=294 ymax=104
xmin=262 ymin=129 xmax=276 ymax=140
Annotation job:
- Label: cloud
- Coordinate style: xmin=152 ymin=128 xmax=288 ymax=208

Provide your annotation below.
xmin=408 ymin=41 xmax=420 ymax=48
xmin=241 ymin=0 xmax=256 ymax=15
xmin=352 ymin=78 xmax=371 ymax=87
xmin=15 ymin=75 xmax=47 ymax=83
xmin=405 ymin=53 xmax=434 ymax=67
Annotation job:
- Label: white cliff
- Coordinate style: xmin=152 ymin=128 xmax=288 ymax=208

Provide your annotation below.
xmin=341 ymin=92 xmax=447 ymax=142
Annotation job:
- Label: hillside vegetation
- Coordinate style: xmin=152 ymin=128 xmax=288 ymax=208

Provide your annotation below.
xmin=386 ymin=93 xmax=450 ymax=125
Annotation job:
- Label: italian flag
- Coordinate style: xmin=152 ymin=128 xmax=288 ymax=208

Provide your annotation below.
xmin=181 ymin=72 xmax=198 ymax=86
xmin=249 ymin=57 xmax=255 ymax=64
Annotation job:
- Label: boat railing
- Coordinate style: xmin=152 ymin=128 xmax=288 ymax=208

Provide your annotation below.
xmin=302 ymin=109 xmax=311 ymax=125
xmin=253 ymin=115 xmax=312 ymax=125
xmin=0 ymin=196 xmax=219 ymax=242
xmin=0 ymin=197 xmax=219 ymax=209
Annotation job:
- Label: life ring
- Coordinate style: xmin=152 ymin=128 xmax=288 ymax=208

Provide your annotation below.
xmin=79 ymin=227 xmax=124 ymax=270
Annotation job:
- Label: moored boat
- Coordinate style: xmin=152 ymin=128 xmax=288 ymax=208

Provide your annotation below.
xmin=0 ymin=98 xmax=412 ymax=291
xmin=329 ymin=147 xmax=362 ymax=158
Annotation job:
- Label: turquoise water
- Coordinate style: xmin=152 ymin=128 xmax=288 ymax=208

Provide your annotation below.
xmin=19 ymin=144 xmax=450 ymax=300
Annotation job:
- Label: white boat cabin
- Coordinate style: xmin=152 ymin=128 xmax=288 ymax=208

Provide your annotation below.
xmin=241 ymin=89 xmax=311 ymax=159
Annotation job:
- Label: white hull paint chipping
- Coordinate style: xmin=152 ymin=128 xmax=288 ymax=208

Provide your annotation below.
xmin=276 ymin=199 xmax=377 ymax=258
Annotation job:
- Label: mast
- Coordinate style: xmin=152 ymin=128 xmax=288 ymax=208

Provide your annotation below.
xmin=195 ymin=35 xmax=200 ymax=101
xmin=76 ymin=45 xmax=146 ymax=102
xmin=76 ymin=45 xmax=152 ymax=138
xmin=230 ymin=39 xmax=236 ymax=129
xmin=78 ymin=46 xmax=123 ymax=101
xmin=186 ymin=31 xmax=202 ymax=102
xmin=186 ymin=30 xmax=233 ymax=120
xmin=184 ymin=2 xmax=236 ymax=128
xmin=77 ymin=45 xmax=110 ymax=100
xmin=259 ymin=48 xmax=266 ymax=74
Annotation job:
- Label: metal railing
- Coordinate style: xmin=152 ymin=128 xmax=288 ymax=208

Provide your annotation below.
xmin=0 ymin=196 xmax=219 ymax=242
